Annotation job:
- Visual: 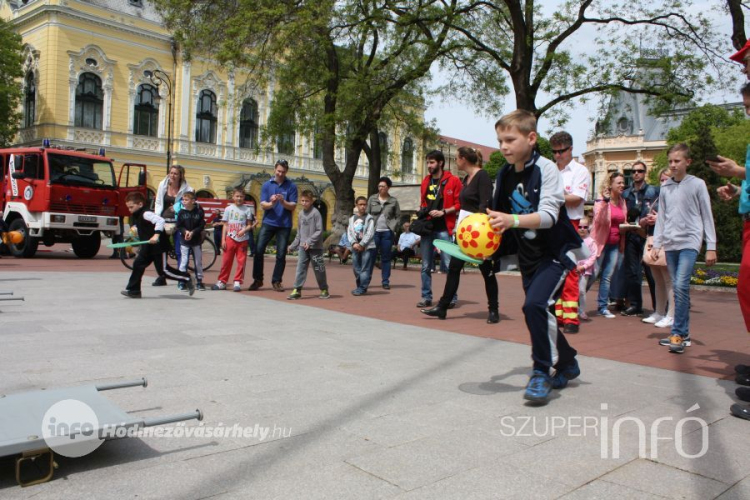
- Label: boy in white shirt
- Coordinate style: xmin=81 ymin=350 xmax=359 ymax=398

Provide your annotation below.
xmin=213 ymin=188 xmax=256 ymax=292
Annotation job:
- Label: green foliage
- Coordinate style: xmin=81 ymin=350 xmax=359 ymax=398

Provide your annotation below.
xmin=0 ymin=18 xmax=24 ymax=147
xmin=154 ymin=0 xmax=461 ymax=232
xmin=442 ymin=1 xmax=727 ymax=126
xmin=484 ymin=151 xmax=505 ymax=180
xmin=655 ymin=104 xmax=747 ymax=262
xmin=650 ymin=105 xmax=746 ymax=185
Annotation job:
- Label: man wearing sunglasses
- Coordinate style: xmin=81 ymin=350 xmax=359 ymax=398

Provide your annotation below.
xmin=620 ymin=161 xmax=659 ymax=317
xmin=549 ymin=132 xmax=590 ymax=334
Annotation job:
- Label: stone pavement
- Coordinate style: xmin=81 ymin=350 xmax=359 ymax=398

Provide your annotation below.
xmin=1 ymin=250 xmax=749 ymax=499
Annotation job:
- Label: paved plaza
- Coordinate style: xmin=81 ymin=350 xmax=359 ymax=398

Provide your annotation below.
xmin=1 ymin=249 xmax=750 ymax=499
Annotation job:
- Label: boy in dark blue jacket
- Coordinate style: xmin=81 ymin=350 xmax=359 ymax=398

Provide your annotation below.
xmin=176 ymin=191 xmax=206 ymax=291
xmin=488 ymin=110 xmax=587 ymax=404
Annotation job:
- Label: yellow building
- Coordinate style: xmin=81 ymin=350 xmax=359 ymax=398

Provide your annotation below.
xmin=582 ymin=87 xmax=683 ymax=197
xmin=3 ymin=0 xmax=425 ymax=228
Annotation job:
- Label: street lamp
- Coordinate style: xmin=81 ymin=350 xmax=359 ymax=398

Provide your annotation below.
xmin=144 ymin=69 xmax=173 ymax=175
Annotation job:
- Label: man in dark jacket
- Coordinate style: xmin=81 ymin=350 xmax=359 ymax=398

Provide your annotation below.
xmin=620 ymin=161 xmax=659 ymax=316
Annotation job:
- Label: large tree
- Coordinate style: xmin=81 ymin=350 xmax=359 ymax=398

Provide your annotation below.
xmin=442 ymin=0 xmax=726 ymax=126
xmin=727 ymin=0 xmax=747 ymax=50
xmin=154 ymin=0 xmax=464 ymax=233
xmin=0 ymin=17 xmax=23 ymax=148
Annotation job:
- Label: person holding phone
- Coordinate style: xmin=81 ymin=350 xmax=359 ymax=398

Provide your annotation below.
xmin=248 ymin=160 xmax=298 ymax=292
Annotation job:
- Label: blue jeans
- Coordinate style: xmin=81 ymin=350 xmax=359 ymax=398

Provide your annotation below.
xmin=420 ymin=230 xmax=451 ymax=300
xmin=597 ymin=243 xmax=623 ymax=311
xmin=373 ymin=230 xmax=394 ymax=286
xmin=352 ymin=248 xmax=376 ymax=292
xmin=665 ymin=249 xmax=698 ymax=338
xmin=173 ymin=230 xmax=182 ymax=264
xmin=252 ymin=224 xmax=291 ymax=284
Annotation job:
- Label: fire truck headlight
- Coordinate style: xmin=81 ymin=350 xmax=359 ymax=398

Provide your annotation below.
xmin=106 ymin=218 xmax=118 ymax=226
xmin=51 ymin=215 xmax=65 ymax=223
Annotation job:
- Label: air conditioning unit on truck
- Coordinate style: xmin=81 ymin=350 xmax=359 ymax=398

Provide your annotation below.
xmin=1 ymin=143 xmax=147 ymax=258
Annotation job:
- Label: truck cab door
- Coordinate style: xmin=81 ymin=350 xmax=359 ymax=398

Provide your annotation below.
xmin=10 ymin=153 xmax=46 ymax=212
xmin=117 ymin=163 xmax=147 ymax=217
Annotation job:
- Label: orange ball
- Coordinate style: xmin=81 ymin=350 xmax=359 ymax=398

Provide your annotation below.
xmin=456 ymin=213 xmax=501 ymax=260
xmin=8 ymin=231 xmax=24 ymax=245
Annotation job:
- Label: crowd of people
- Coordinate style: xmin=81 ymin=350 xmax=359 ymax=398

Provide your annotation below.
xmin=81 ymin=41 xmax=749 ymax=407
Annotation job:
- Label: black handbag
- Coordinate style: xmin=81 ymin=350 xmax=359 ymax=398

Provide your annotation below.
xmin=410 ymin=211 xmax=434 ymax=237
xmin=412 ymin=179 xmax=448 ymax=237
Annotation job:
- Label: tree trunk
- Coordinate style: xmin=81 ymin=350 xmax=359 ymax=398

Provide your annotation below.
xmin=728 ymin=0 xmax=747 ymax=50
xmin=331 ymin=173 xmax=355 ymax=236
xmin=326 ymin=137 xmax=364 ymax=238
xmin=366 ymin=127 xmax=382 ymax=197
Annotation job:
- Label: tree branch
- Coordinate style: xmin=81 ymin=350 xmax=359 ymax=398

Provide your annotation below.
xmin=532 ymin=0 xmax=594 ymax=92
xmin=535 ymin=83 xmax=692 ymax=117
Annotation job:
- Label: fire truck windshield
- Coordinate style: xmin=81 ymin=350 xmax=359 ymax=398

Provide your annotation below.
xmin=49 ymin=153 xmax=116 ymax=189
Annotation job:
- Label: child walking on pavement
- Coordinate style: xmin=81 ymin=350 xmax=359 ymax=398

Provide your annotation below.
xmin=651 ymin=143 xmax=717 ymax=354
xmin=348 ymin=196 xmax=377 ymax=296
xmin=287 ymin=191 xmax=329 ymax=299
xmin=121 ymin=191 xmax=194 ymax=298
xmin=175 ymin=191 xmax=206 ymax=291
xmin=575 ymin=216 xmax=598 ymax=320
xmin=213 ymin=188 xmax=256 ymax=292
xmin=488 ymin=109 xmax=586 ymax=404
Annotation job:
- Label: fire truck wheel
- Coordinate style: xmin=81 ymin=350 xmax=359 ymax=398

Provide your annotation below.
xmin=8 ymin=218 xmax=38 ymax=258
xmin=72 ymin=232 xmax=101 ymax=259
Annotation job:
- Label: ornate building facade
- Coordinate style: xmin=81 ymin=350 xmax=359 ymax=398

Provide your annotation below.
xmin=582 ymin=88 xmax=684 ymax=198
xmin=3 ymin=0 xmax=425 ymax=227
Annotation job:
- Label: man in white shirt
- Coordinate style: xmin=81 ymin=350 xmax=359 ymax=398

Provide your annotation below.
xmin=395 ymin=222 xmax=421 ymax=269
xmin=550 ymin=131 xmax=590 ymax=334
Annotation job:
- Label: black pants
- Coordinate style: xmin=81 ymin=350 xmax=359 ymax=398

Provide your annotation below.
xmin=127 ymin=247 xmax=190 ymax=292
xmin=437 ymin=256 xmax=499 ymax=311
xmin=623 ymin=236 xmax=656 ymax=310
xmin=522 ymin=259 xmax=577 ymax=373
xmin=395 ymin=248 xmax=416 ymax=268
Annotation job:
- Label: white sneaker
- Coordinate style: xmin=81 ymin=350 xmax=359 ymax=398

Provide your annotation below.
xmin=642 ymin=312 xmax=663 ymax=324
xmin=655 ymin=316 xmax=674 ymax=328
xmin=233 ymin=281 xmax=242 ymax=292
xmin=598 ymin=308 xmax=616 ymax=319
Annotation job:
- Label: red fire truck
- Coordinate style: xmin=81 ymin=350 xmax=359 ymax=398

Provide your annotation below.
xmin=1 ymin=143 xmax=147 ymax=258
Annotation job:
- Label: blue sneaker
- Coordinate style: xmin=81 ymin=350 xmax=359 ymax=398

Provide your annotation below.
xmin=551 ymin=360 xmax=580 ymax=390
xmin=524 ymin=370 xmax=552 ymax=403
xmin=351 ymin=288 xmax=366 ymax=296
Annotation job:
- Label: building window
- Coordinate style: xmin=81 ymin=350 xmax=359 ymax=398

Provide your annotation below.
xmin=195 ymin=90 xmax=217 ymax=144
xmin=195 ymin=189 xmax=214 ymax=199
xmin=23 ymin=72 xmax=35 ymax=128
xmin=276 ymin=117 xmax=295 ymax=155
xmin=401 ymin=137 xmax=414 ymax=174
xmin=74 ymin=72 xmax=103 ymax=129
xmin=239 ymin=98 xmax=259 ymax=149
xmin=133 ymin=84 xmax=159 ymax=137
xmin=378 ymin=131 xmax=388 ymax=169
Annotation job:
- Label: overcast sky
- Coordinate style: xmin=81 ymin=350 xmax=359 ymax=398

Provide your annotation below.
xmin=424 ymin=1 xmax=740 ymax=160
